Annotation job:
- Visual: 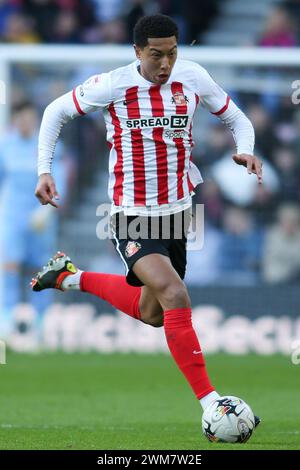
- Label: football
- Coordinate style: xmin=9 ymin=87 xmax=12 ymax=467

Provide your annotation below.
xmin=202 ymin=396 xmax=255 ymax=443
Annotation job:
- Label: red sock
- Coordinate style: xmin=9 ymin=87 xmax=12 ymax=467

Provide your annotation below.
xmin=164 ymin=308 xmax=215 ymax=399
xmin=80 ymin=272 xmax=141 ymax=320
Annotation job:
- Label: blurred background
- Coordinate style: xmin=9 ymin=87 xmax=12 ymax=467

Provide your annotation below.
xmin=0 ymin=0 xmax=299 ymax=354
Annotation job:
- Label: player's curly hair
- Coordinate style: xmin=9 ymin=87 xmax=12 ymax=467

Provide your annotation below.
xmin=133 ymin=14 xmax=178 ymax=48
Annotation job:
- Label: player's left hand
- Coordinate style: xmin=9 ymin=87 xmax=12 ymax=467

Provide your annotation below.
xmin=232 ymin=154 xmax=263 ymax=184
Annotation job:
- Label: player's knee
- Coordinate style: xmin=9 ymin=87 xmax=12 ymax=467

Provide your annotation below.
xmin=157 ymin=282 xmax=190 ymax=310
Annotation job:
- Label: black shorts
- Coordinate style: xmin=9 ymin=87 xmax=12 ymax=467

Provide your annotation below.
xmin=110 ymin=209 xmax=191 ymax=286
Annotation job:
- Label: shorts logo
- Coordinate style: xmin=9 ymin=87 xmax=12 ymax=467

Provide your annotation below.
xmin=125 ymin=241 xmax=141 ymax=257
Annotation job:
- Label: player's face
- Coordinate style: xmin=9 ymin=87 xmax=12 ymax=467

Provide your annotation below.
xmin=13 ymin=108 xmax=38 ymax=137
xmin=135 ymin=36 xmax=177 ymax=85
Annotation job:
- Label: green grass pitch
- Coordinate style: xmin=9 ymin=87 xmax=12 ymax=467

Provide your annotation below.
xmin=0 ymin=352 xmax=299 ymax=450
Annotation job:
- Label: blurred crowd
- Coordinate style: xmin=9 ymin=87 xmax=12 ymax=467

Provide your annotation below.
xmin=0 ymin=0 xmax=300 ymax=333
xmin=258 ymin=1 xmax=300 ymax=47
xmin=1 ymin=1 xmax=300 ymax=46
xmin=186 ymin=67 xmax=300 ymax=285
xmin=0 ymin=101 xmax=69 ymax=333
xmin=0 ymin=0 xmax=219 ymax=45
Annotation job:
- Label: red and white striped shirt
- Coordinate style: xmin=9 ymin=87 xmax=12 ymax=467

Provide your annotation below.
xmin=38 ymin=59 xmax=254 ymax=215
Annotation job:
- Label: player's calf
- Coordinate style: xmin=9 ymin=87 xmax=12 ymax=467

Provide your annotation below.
xmin=138 ymin=287 xmax=164 ymax=327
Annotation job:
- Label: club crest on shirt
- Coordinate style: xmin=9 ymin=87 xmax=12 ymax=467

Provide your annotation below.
xmin=171 ymin=92 xmax=189 ymax=106
xmin=125 ymin=241 xmax=141 ymax=258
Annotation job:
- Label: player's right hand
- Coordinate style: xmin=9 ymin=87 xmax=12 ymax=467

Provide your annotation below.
xmin=35 ymin=173 xmax=60 ymax=208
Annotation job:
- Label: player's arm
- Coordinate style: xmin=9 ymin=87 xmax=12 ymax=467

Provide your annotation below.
xmin=35 ymin=73 xmax=112 ymax=207
xmin=217 ymin=101 xmax=262 ymax=184
xmin=198 ymin=66 xmax=263 ymax=184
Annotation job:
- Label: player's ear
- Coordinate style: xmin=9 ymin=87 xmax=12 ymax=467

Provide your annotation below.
xmin=134 ymin=44 xmax=141 ymax=60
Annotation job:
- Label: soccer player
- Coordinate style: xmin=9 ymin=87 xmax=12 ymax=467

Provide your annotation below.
xmin=31 ymin=15 xmax=262 ymax=422
xmin=0 ymin=101 xmax=67 ymax=335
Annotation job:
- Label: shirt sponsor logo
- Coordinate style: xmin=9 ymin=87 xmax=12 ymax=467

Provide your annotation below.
xmin=126 ymin=115 xmax=189 ymax=129
xmin=164 ymin=130 xmax=187 ymax=139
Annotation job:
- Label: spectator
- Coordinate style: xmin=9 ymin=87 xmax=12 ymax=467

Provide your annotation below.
xmin=210 ymin=151 xmax=280 ymax=207
xmin=0 ymin=0 xmax=20 ymax=34
xmin=93 ymin=0 xmax=123 ymax=23
xmin=291 ymin=109 xmax=300 ymax=157
xmin=21 ymin=0 xmax=59 ymax=42
xmin=197 ymin=179 xmax=224 ymax=228
xmin=2 ymin=12 xmax=40 ymax=43
xmin=200 ymin=123 xmax=232 ymax=166
xmin=52 ymin=10 xmax=81 ymax=43
xmin=258 ymin=7 xmax=297 ymax=47
xmin=99 ymin=18 xmax=127 ymax=43
xmin=186 ymin=0 xmax=219 ymax=44
xmin=283 ymin=0 xmax=300 ymax=39
xmin=0 ymin=102 xmax=68 ymax=335
xmin=185 ymin=222 xmax=222 ymax=285
xmin=125 ymin=0 xmax=160 ymax=42
xmin=219 ymin=206 xmax=263 ymax=285
xmin=21 ymin=0 xmax=96 ymax=43
xmin=273 ymin=146 xmax=300 ymax=202
xmin=263 ymin=204 xmax=300 ymax=283
xmin=246 ymin=104 xmax=279 ymax=162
